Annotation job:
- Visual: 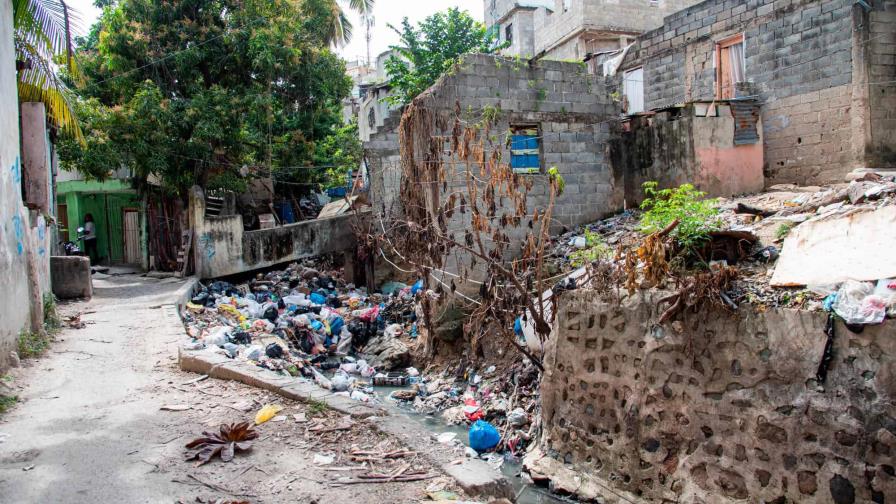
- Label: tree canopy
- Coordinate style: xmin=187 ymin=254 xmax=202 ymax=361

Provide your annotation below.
xmin=59 ymin=0 xmax=362 ymax=196
xmin=385 ymin=8 xmax=499 ymax=106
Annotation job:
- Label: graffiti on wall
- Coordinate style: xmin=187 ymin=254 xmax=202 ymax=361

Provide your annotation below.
xmin=12 ymin=213 xmax=24 ymax=255
xmin=9 ymin=155 xmax=20 ymax=183
xmin=199 ymin=232 xmax=216 ymax=260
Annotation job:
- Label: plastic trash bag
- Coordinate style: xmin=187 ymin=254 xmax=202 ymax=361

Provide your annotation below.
xmin=204 ymin=327 xmax=230 ymax=347
xmin=833 ymin=280 xmax=886 ymax=325
xmin=282 ymin=294 xmax=306 ymax=306
xmin=309 ymin=292 xmax=327 ymax=305
xmin=874 ymin=279 xmax=896 ymax=317
xmin=331 ymin=371 xmax=354 ymax=392
xmin=469 ymin=420 xmax=501 ymax=452
xmin=255 ymin=404 xmax=284 ymax=425
xmin=385 ymin=323 xmax=403 ymax=338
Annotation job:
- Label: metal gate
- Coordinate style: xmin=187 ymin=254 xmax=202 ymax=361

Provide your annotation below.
xmin=122 ymin=209 xmax=141 ymax=265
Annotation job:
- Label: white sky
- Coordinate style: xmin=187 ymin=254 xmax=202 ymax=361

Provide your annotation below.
xmin=65 ymin=0 xmax=484 ymax=64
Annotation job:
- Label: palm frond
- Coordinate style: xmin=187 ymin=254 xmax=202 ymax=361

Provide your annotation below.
xmin=15 ymin=38 xmax=83 ymax=142
xmin=347 ymin=0 xmax=374 ymax=15
xmin=12 ymin=0 xmax=81 ymax=71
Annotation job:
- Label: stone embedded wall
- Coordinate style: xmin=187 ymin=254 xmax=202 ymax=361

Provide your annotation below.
xmin=867 ymin=0 xmax=896 ymax=167
xmin=539 ymin=290 xmax=896 ymax=503
xmin=619 ymin=0 xmax=873 ymax=185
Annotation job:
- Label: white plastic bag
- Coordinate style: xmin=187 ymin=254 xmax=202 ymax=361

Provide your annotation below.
xmin=204 ymin=326 xmax=230 ymax=347
xmin=833 ymin=280 xmax=886 ymax=325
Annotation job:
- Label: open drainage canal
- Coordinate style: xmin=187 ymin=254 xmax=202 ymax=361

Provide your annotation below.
xmin=372 ymin=385 xmax=575 ymax=504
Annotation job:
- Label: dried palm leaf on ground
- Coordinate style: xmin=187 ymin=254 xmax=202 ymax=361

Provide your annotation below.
xmin=185 ymin=422 xmax=258 ymax=465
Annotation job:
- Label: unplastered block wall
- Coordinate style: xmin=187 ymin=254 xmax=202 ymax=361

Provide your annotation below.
xmin=540 ymin=290 xmax=896 ymax=503
xmin=532 ymin=0 xmax=704 ymax=58
xmin=393 ymin=54 xmax=619 ymax=294
xmin=868 ymin=0 xmax=896 ymax=166
xmin=417 ymin=54 xmax=620 ymax=227
xmin=622 ymin=0 xmax=863 ymax=185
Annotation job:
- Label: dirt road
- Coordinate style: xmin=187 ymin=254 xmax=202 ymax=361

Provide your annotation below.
xmin=0 ymin=274 xmax=455 ymax=503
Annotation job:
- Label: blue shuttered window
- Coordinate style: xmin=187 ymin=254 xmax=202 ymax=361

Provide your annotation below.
xmin=510 ymin=126 xmax=540 ymax=174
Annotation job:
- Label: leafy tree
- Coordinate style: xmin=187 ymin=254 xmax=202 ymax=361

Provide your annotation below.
xmin=312 ymin=119 xmax=364 ymax=189
xmin=59 ymin=0 xmax=357 ymax=196
xmin=13 ymin=0 xmax=83 ymax=140
xmin=385 ymin=8 xmax=500 ymax=105
xmin=322 ymin=0 xmax=374 ymax=47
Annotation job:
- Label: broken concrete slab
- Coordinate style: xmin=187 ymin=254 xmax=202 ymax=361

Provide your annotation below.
xmin=770 ymin=205 xmax=896 ymax=287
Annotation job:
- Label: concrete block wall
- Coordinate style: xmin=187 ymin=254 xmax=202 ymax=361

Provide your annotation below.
xmin=188 ymin=187 xmax=362 ymax=279
xmin=867 ymin=0 xmax=896 ymax=166
xmin=531 ymin=0 xmax=704 ymax=59
xmin=619 ymin=0 xmax=875 ymax=185
xmin=0 ymin=3 xmax=54 ymax=372
xmin=411 ymin=53 xmax=620 ymax=228
xmin=539 ymin=289 xmax=896 ymax=503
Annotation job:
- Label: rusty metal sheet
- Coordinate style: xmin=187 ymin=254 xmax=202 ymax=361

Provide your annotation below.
xmin=729 ymin=99 xmax=760 ymax=145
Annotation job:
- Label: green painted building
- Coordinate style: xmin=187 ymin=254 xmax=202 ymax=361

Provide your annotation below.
xmin=56 ymin=178 xmax=147 ymax=267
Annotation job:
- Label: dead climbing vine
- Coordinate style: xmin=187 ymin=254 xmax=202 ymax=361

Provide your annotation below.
xmin=373 ymin=97 xmax=560 ymax=370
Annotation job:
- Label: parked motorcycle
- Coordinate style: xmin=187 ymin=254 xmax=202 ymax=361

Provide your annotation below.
xmin=60 ymin=227 xmax=88 ymax=256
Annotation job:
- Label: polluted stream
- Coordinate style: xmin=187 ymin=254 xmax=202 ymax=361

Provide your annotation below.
xmin=371 ymin=384 xmax=574 ymax=504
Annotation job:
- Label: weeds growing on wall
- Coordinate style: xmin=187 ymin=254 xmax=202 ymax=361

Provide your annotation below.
xmin=0 ymin=394 xmax=16 ymax=415
xmin=43 ymin=294 xmax=61 ymax=335
xmin=639 ymin=182 xmax=722 ymax=255
xmin=569 ymin=229 xmax=612 ymax=267
xmin=17 ymin=330 xmax=50 ymax=359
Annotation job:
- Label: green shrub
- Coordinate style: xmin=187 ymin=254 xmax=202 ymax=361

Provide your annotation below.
xmin=775 ymin=222 xmax=793 ymax=241
xmin=43 ymin=294 xmax=61 ymax=334
xmin=0 ymin=394 xmax=16 ymax=415
xmin=569 ymin=229 xmax=612 ymax=267
xmin=639 ymin=182 xmax=721 ymax=251
xmin=18 ymin=330 xmax=50 ymax=359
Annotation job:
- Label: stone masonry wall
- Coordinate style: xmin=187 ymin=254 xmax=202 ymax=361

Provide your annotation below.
xmin=620 ymin=0 xmax=866 ymax=185
xmin=539 ymin=290 xmax=896 ymax=503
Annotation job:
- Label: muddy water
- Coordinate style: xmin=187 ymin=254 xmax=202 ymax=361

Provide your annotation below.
xmin=372 ymin=385 xmax=574 ymax=504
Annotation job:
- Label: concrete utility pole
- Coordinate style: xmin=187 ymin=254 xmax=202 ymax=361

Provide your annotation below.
xmin=363 ymin=12 xmax=374 ymax=68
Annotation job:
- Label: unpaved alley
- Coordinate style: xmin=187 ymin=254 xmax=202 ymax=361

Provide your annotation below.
xmin=0 ymin=274 xmax=456 ymax=503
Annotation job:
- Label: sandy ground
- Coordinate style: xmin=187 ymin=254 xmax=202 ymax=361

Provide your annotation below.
xmin=0 ymin=273 xmax=457 ymax=503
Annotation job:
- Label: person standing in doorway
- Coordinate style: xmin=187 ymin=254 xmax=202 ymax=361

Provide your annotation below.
xmin=82 ymin=213 xmax=98 ymax=263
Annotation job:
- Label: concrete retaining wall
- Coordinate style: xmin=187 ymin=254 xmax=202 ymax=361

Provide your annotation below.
xmin=188 ymin=187 xmax=364 ymax=279
xmin=536 ymin=289 xmax=896 ymax=503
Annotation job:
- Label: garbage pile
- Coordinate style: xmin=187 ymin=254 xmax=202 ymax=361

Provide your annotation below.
xmin=181 ymin=260 xmax=425 ymax=403
xmin=388 ymin=359 xmax=542 ymax=460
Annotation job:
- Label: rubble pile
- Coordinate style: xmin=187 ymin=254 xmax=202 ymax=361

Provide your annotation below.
xmin=181 ymin=259 xmax=423 ymax=403
xmin=552 ymin=176 xmax=896 ymax=315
